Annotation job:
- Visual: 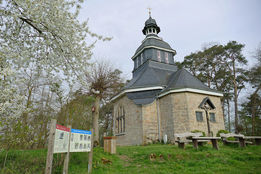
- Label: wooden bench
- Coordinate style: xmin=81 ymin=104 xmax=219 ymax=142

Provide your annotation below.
xmin=191 ymin=137 xmax=221 ymax=150
xmin=220 ymin=133 xmax=253 ymax=147
xmin=244 ymin=136 xmax=261 ymax=145
xmin=220 ymin=133 xmax=254 ymax=147
xmin=174 ymin=132 xmax=208 ymax=149
xmin=220 ymin=133 xmax=244 ymax=146
xmin=234 ymin=135 xmax=261 ymax=148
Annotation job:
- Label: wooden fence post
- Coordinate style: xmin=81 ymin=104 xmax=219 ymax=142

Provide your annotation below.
xmin=45 ymin=119 xmax=57 ymax=174
xmin=88 ymin=128 xmax=94 ymax=174
xmin=63 ymin=125 xmax=71 ymax=174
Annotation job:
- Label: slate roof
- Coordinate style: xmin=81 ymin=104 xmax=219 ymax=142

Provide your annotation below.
xmin=135 ymin=36 xmax=174 ymax=54
xmin=125 ymin=60 xmax=177 ymax=89
xmin=142 ymin=17 xmax=160 ymax=35
xmin=126 ymin=90 xmax=161 ymax=105
xmin=162 ymin=68 xmax=219 ymax=93
xmin=122 ymin=60 xmax=221 ymax=105
xmin=113 ymin=16 xmax=222 ymax=105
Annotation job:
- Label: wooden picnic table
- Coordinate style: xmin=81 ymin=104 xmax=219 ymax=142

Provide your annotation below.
xmin=234 ymin=135 xmax=261 ymax=147
xmin=244 ymin=136 xmax=261 ymax=145
xmin=175 ymin=132 xmax=207 ymax=149
xmin=191 ymin=137 xmax=221 ymax=150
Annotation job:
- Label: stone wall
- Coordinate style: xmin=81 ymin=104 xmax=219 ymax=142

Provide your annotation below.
xmin=159 ymin=92 xmax=225 ymax=142
xmin=141 ymin=100 xmax=159 ymax=144
xmin=185 ymin=92 xmax=225 ymax=136
xmin=171 ymin=93 xmax=191 ymax=136
xmin=113 ymin=95 xmax=143 ymax=146
xmin=113 ymin=91 xmax=225 ymax=146
xmin=159 ymin=95 xmax=175 ymax=142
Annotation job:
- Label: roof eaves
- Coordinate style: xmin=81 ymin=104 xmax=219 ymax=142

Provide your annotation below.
xmin=110 ymin=86 xmax=164 ymax=102
xmin=157 ymin=88 xmax=223 ymax=98
xmin=132 ymin=46 xmax=176 ymax=59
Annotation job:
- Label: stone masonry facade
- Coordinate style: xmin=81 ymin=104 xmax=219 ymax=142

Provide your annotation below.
xmin=113 ymin=92 xmax=225 ymax=145
xmin=113 ymin=96 xmax=143 ymax=146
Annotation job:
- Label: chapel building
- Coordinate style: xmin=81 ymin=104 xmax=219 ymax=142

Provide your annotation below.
xmin=111 ymin=15 xmax=225 ymax=146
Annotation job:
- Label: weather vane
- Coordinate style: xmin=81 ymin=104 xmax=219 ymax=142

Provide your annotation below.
xmin=147 ymin=7 xmax=152 ymax=17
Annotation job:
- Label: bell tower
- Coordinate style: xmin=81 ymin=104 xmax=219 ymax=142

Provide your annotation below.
xmin=132 ymin=13 xmax=176 ymax=75
xmin=142 ymin=9 xmax=161 ymax=36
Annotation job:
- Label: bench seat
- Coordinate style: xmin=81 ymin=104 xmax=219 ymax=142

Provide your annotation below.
xmin=220 ymin=133 xmax=259 ymax=147
xmin=191 ymin=137 xmax=221 ymax=150
xmin=174 ymin=132 xmax=204 ymax=149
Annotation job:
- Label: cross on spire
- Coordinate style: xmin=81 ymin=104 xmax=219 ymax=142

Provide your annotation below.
xmin=147 ymin=7 xmax=152 ymax=17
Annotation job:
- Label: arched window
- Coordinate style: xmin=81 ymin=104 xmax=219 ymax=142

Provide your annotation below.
xmin=116 ymin=106 xmax=125 ymax=133
xmin=117 ymin=109 xmax=120 ymax=133
xmin=123 ymin=108 xmax=125 ymax=132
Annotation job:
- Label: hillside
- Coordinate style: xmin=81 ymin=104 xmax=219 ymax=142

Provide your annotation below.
xmin=1 ymin=144 xmax=261 ymax=174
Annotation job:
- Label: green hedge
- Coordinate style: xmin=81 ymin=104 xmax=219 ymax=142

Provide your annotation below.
xmin=191 ymin=130 xmax=206 ymax=137
xmin=216 ymin=130 xmax=229 ymax=137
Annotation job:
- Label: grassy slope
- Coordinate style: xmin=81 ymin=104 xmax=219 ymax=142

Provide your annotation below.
xmin=1 ymin=144 xmax=261 ymax=174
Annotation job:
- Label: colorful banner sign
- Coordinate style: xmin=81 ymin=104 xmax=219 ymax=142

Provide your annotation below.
xmin=70 ymin=129 xmax=92 ymax=152
xmin=53 ymin=124 xmax=70 ymax=153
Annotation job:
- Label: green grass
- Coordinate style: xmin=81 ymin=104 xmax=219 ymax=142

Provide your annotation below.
xmin=1 ymin=144 xmax=261 ymax=174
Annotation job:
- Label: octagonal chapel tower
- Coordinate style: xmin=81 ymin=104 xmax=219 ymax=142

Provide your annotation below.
xmin=111 ymin=16 xmax=225 ymax=146
xmin=132 ymin=16 xmax=176 ymax=75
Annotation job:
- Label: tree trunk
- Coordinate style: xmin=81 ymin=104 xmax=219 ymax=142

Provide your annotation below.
xmin=251 ymin=88 xmax=259 ymax=135
xmin=227 ymin=99 xmax=231 ymax=132
xmin=232 ymin=60 xmax=239 ymax=133
xmin=93 ymin=95 xmax=100 ymax=146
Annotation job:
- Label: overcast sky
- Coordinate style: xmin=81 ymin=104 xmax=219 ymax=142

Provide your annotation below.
xmin=79 ymin=0 xmax=261 ymax=80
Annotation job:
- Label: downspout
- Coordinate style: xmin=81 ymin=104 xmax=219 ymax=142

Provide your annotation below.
xmin=156 ymin=99 xmax=161 ymax=141
xmin=141 ymin=105 xmax=144 ymax=144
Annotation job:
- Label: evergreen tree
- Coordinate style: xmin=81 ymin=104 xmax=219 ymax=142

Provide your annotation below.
xmin=222 ymin=41 xmax=248 ymax=133
xmin=182 ymin=41 xmax=248 ymax=133
xmin=241 ymin=44 xmax=261 ymax=135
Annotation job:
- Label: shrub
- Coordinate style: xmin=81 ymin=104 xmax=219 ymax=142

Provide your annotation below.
xmin=216 ymin=130 xmax=229 ymax=137
xmin=191 ymin=130 xmax=206 ymax=137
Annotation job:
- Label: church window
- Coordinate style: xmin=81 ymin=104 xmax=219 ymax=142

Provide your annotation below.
xmin=141 ymin=53 xmax=143 ymax=64
xmin=165 ymin=52 xmax=169 ymax=63
xmin=196 ymin=111 xmax=203 ymax=122
xmin=120 ymin=118 xmax=122 ymax=132
xmin=123 ymin=108 xmax=125 ymax=132
xmin=116 ymin=110 xmax=119 ymax=133
xmin=210 ymin=113 xmax=216 ymax=122
xmin=149 ymin=28 xmax=152 ymax=33
xmin=116 ymin=106 xmax=126 ymax=134
xmin=157 ymin=50 xmax=161 ymax=62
